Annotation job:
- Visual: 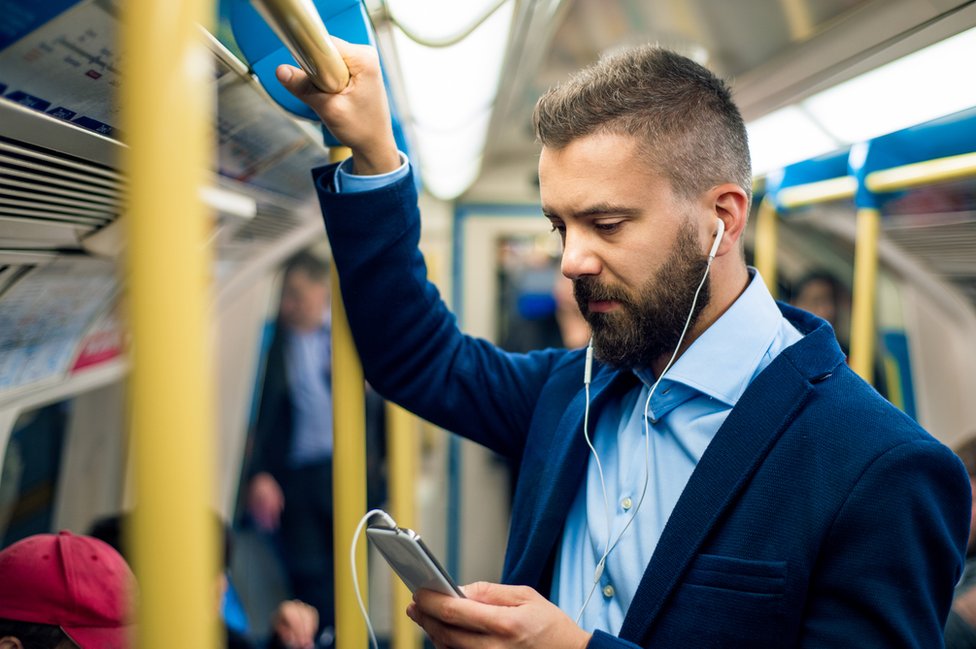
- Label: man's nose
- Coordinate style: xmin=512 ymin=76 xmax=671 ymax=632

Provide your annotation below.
xmin=560 ymin=231 xmax=601 ymax=280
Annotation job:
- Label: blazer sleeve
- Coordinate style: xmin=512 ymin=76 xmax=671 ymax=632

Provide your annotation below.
xmin=314 ymin=163 xmax=565 ymax=460
xmin=800 ymin=438 xmax=971 ymax=647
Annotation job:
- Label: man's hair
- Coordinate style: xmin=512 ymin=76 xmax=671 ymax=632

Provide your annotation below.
xmin=0 ymin=618 xmax=76 ymax=649
xmin=284 ymin=251 xmax=329 ymax=284
xmin=533 ymin=45 xmax=752 ymax=205
xmin=955 ymin=435 xmax=976 ymax=478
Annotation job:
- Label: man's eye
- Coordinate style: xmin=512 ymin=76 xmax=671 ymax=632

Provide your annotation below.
xmin=595 ymin=222 xmax=622 ymax=233
xmin=550 ymin=223 xmax=566 ymax=234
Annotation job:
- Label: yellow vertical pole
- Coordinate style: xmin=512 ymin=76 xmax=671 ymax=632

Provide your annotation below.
xmin=754 ymin=196 xmax=779 ymax=298
xmin=850 ymin=207 xmax=881 ymax=383
xmin=122 ymin=1 xmax=217 ymax=648
xmin=387 ymin=402 xmax=422 ymax=649
xmin=329 ymin=146 xmax=369 ymax=649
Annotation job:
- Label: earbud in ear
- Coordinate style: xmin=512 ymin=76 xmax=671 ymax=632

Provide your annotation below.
xmin=708 ymin=219 xmax=725 ymax=260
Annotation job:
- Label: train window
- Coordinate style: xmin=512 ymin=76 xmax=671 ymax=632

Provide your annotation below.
xmin=0 ymin=401 xmax=71 ymax=547
xmin=496 ymin=234 xmax=565 ymax=352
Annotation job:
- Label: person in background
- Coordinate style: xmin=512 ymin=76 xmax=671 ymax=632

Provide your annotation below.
xmin=245 ymin=251 xmax=336 ymax=639
xmin=0 ymin=531 xmax=135 ymax=649
xmin=791 ymin=271 xmax=846 ymax=347
xmin=947 ymin=435 xmax=976 ymax=648
xmin=88 ymin=513 xmax=319 ymax=649
xmin=790 ymin=270 xmax=888 ymax=397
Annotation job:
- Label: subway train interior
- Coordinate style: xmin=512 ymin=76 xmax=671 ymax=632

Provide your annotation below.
xmin=1 ymin=0 xmax=976 ymax=647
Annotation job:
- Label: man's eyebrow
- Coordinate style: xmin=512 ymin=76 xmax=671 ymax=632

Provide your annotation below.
xmin=544 ymin=203 xmax=641 ymax=220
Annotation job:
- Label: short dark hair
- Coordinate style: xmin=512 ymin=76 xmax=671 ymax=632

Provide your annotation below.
xmin=284 ymin=251 xmax=329 ymax=284
xmin=533 ymin=45 xmax=751 ymax=205
xmin=0 ymin=618 xmax=76 ymax=649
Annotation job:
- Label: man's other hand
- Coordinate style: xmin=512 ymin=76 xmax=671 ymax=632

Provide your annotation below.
xmin=407 ymin=581 xmax=592 ymax=649
xmin=272 ymin=599 xmax=319 ymax=649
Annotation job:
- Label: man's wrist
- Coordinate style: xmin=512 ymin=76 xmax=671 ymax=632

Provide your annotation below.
xmin=351 ymin=142 xmax=401 ymax=176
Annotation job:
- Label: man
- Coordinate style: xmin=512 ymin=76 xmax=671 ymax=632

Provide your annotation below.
xmin=277 ymin=41 xmax=969 ymax=647
xmin=0 ymin=531 xmax=135 ymax=649
xmin=246 ymin=251 xmax=336 ymax=637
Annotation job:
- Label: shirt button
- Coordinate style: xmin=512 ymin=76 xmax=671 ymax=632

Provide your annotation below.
xmin=620 ymin=497 xmax=633 ymax=511
xmin=602 ymin=584 xmax=615 ymax=598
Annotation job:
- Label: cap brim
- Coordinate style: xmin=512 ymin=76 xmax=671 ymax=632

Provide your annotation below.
xmin=62 ymin=623 xmax=135 ymax=649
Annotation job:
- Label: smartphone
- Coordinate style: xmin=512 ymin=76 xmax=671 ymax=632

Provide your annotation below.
xmin=366 ymin=523 xmax=465 ymax=598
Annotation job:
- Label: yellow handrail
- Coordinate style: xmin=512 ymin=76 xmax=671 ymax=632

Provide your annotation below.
xmin=866 ymin=151 xmax=976 ymax=193
xmin=753 ymin=196 xmax=779 ymax=298
xmin=776 ymin=176 xmax=857 ymax=209
xmin=250 ymin=0 xmax=350 ymax=92
xmin=329 ymin=145 xmax=369 ymax=649
xmin=123 ymin=1 xmax=217 ymax=648
xmin=849 ymin=207 xmax=881 ymax=383
xmin=387 ymin=402 xmax=422 ymax=649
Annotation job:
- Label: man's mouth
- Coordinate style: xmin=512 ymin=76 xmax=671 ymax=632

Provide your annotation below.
xmin=588 ymin=300 xmax=621 ymax=313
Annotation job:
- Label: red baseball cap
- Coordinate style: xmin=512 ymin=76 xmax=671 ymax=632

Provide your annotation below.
xmin=0 ymin=531 xmax=136 ymax=649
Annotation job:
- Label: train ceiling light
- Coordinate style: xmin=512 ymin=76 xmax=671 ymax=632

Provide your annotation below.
xmin=382 ymin=0 xmax=516 ymax=200
xmin=748 ymin=25 xmax=976 ymax=178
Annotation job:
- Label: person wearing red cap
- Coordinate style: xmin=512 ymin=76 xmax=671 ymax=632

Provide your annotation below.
xmin=0 ymin=531 xmax=135 ymax=649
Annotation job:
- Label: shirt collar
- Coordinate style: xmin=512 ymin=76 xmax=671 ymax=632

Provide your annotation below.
xmin=635 ymin=269 xmax=784 ymax=411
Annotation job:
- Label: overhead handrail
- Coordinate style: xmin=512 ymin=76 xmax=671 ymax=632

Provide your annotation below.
xmin=776 ymin=176 xmax=857 ymax=209
xmin=250 ymin=0 xmax=350 ymax=92
xmin=866 ymin=151 xmax=976 ymax=193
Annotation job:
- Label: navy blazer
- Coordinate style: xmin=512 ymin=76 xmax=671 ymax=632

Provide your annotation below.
xmin=314 ymin=164 xmax=970 ymax=648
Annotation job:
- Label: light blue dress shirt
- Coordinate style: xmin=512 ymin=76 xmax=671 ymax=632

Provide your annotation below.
xmin=553 ymin=271 xmax=803 ymax=634
xmin=335 ymin=155 xmax=803 ymax=634
xmin=284 ymin=318 xmax=334 ymax=467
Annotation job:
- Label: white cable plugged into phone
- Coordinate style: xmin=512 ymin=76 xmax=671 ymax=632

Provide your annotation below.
xmin=352 ymin=509 xmax=396 ymax=649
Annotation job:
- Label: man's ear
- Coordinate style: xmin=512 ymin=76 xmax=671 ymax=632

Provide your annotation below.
xmin=708 ymin=183 xmax=749 ymax=256
xmin=0 ymin=636 xmax=26 ymax=649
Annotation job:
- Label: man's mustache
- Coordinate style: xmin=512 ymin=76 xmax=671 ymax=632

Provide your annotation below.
xmin=573 ymin=277 xmax=630 ymax=310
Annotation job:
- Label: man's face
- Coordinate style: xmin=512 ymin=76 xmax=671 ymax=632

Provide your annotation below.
xmin=279 ymin=269 xmax=329 ymax=332
xmin=539 ymin=132 xmax=711 ymax=369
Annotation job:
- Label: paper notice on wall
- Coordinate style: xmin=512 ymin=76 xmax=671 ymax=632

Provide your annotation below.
xmin=0 ymin=0 xmax=124 ymax=137
xmin=0 ymin=258 xmax=116 ymax=393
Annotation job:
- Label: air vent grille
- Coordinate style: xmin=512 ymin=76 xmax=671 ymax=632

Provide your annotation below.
xmin=884 ymin=216 xmax=976 ymax=308
xmin=0 ymin=136 xmax=125 ymax=247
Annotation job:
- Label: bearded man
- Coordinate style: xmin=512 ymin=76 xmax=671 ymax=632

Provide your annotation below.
xmin=280 ymin=41 xmax=969 ymax=648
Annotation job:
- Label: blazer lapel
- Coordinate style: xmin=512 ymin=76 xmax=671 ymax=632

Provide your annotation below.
xmin=618 ymin=358 xmax=813 ymax=643
xmin=505 ymin=368 xmax=638 ymax=587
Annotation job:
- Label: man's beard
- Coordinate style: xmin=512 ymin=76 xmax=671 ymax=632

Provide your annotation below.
xmin=574 ymin=222 xmax=710 ymax=370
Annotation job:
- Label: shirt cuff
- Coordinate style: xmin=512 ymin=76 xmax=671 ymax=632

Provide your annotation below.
xmin=334 ymin=151 xmax=410 ymax=193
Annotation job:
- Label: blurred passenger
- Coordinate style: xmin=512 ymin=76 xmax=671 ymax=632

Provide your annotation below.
xmin=277 ymin=41 xmax=970 ymax=647
xmin=88 ymin=513 xmax=318 ymax=649
xmin=790 ymin=270 xmax=887 ymax=397
xmin=0 ymin=531 xmax=134 ymax=649
xmin=947 ymin=435 xmax=976 ymax=648
xmin=245 ymin=251 xmax=336 ymax=639
xmin=791 ymin=271 xmax=845 ymax=342
xmin=553 ymin=273 xmax=590 ymax=349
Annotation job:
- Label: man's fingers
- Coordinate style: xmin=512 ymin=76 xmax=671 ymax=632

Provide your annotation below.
xmin=276 ymin=64 xmax=319 ymax=99
xmin=408 ymin=601 xmax=494 ymax=649
xmin=414 ymin=588 xmax=515 ymax=635
xmin=462 ymin=581 xmax=535 ymax=606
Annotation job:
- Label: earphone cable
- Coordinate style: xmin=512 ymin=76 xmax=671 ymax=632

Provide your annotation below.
xmin=575 ymin=255 xmax=715 ymax=624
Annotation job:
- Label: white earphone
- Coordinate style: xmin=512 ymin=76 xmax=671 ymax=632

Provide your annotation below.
xmin=708 ymin=218 xmax=725 ymax=260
